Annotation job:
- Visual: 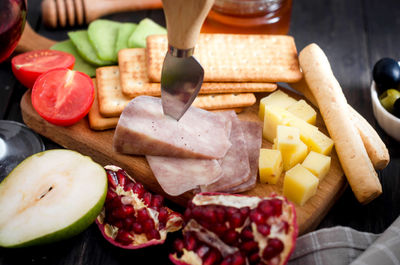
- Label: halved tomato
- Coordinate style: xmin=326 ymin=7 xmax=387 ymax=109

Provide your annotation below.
xmin=12 ymin=49 xmax=75 ymax=88
xmin=31 ymin=68 xmax=94 ymax=126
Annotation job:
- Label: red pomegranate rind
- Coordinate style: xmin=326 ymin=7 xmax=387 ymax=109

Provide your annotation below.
xmin=170 ymin=192 xmax=298 ymax=265
xmin=96 ymin=165 xmax=183 ymax=249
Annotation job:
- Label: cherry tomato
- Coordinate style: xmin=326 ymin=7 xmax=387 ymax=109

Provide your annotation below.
xmin=31 ymin=68 xmax=94 ymax=126
xmin=11 ymin=49 xmax=75 ymax=89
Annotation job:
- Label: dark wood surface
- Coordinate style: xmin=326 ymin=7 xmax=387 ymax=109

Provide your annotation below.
xmin=1 ymin=0 xmax=400 ymax=264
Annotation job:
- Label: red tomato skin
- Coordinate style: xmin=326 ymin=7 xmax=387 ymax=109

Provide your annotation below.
xmin=11 ymin=49 xmax=75 ymax=89
xmin=31 ymin=68 xmax=94 ymax=126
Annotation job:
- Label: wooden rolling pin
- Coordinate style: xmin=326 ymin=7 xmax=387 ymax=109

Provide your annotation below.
xmin=299 ymin=43 xmax=382 ymax=204
xmin=41 ymin=0 xmax=163 ymax=28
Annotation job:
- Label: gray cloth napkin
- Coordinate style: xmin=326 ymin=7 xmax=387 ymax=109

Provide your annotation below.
xmin=288 ymin=216 xmax=400 ymax=265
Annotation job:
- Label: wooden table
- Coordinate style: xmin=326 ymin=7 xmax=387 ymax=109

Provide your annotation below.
xmin=0 ymin=0 xmax=399 ymax=264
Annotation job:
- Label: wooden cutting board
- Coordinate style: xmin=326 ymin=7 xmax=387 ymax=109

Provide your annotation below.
xmin=20 ymin=90 xmax=347 ymax=235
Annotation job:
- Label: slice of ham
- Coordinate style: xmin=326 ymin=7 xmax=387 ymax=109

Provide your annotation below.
xmin=224 ymin=120 xmax=263 ymax=193
xmin=113 ymin=96 xmax=232 ymax=159
xmin=145 ymin=156 xmax=223 ymax=196
xmin=145 ymin=111 xmax=233 ymax=196
xmin=201 ymin=111 xmax=251 ymax=192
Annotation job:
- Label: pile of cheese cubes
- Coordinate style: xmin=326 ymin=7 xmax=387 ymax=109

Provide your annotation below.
xmin=258 ymin=90 xmax=333 ymax=206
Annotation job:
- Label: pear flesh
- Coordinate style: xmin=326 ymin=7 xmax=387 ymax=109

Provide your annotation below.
xmin=0 ymin=149 xmax=107 ymax=247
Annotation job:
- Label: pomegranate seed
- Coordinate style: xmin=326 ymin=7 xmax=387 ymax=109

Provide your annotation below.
xmin=257 ymin=224 xmax=271 ymax=236
xmin=174 ymin=239 xmax=185 ymax=252
xmin=184 ymin=233 xmax=197 ymax=251
xmin=280 ymin=221 xmax=290 ymax=234
xmin=230 ymin=212 xmax=244 ymax=228
xmin=112 ymin=205 xmax=134 ymax=219
xmin=143 ymin=192 xmax=152 ymax=206
xmin=271 ymin=199 xmax=283 ymax=216
xmin=249 ymin=252 xmax=260 ymax=263
xmin=106 ymin=170 xmax=119 ymax=188
xmin=212 ymin=223 xmax=228 ymax=236
xmin=117 ymin=170 xmax=127 ymax=187
xmin=191 ymin=206 xmax=203 ymax=219
xmin=108 ymin=196 xmax=122 ymax=209
xmin=113 ymin=220 xmax=124 ymax=228
xmin=143 ymin=219 xmax=155 ymax=232
xmin=223 ymin=229 xmax=239 ymax=245
xmin=240 ymin=240 xmax=259 ymax=253
xmin=123 ymin=217 xmax=135 ymax=230
xmin=158 ymin=207 xmax=169 ymax=224
xmin=258 ymin=200 xmax=275 ymax=217
xmin=215 ymin=206 xmax=226 ymax=222
xmin=250 ymin=209 xmax=265 ymax=224
xmin=203 ymin=208 xmax=217 ymax=223
xmin=226 ymin=207 xmax=239 ymax=219
xmin=124 ymin=182 xmax=134 ymax=191
xmin=132 ymin=182 xmax=145 ymax=198
xmin=150 ymin=194 xmax=164 ymax=209
xmin=132 ymin=222 xmax=143 ymax=234
xmin=203 ymin=250 xmax=221 ymax=265
xmin=106 ymin=190 xmax=117 ymax=202
xmin=183 ymin=208 xmax=191 ymax=222
xmin=239 ymin=207 xmax=250 ymax=217
xmin=196 ymin=244 xmax=210 ymax=259
xmin=240 ymin=225 xmax=254 ymax=241
xmin=263 ymin=238 xmax=284 ymax=260
xmin=137 ymin=208 xmax=149 ymax=222
xmin=115 ymin=230 xmax=132 ymax=245
xmin=146 ymin=229 xmax=160 ymax=240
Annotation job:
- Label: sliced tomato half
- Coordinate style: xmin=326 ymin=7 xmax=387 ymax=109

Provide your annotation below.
xmin=32 ymin=68 xmax=94 ymax=126
xmin=12 ymin=49 xmax=75 ymax=89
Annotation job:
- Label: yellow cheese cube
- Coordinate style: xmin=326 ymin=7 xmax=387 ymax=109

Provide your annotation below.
xmin=263 ymin=106 xmax=285 ymax=143
xmin=263 ymin=107 xmax=334 ymax=155
xmin=258 ymin=90 xmax=297 ymax=120
xmin=280 ymin=140 xmax=309 ymax=171
xmin=282 ymin=113 xmax=333 ymax=155
xmin=302 ymin=151 xmax=331 ymax=180
xmin=283 ymin=164 xmax=319 ymax=206
xmin=287 ymin=99 xmax=317 ymax=125
xmin=259 ymin=149 xmax=283 ymax=184
xmin=276 ymin=125 xmax=300 ymax=153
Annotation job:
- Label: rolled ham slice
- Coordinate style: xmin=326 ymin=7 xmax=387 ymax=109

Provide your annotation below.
xmin=146 ymin=156 xmax=223 ymax=196
xmin=225 ymin=120 xmax=262 ymax=193
xmin=113 ymin=96 xmax=232 ymax=159
xmin=201 ymin=111 xmax=251 ymax=192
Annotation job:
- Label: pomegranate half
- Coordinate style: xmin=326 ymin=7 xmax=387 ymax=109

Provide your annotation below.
xmin=96 ymin=165 xmax=183 ymax=249
xmin=170 ymin=192 xmax=298 ymax=265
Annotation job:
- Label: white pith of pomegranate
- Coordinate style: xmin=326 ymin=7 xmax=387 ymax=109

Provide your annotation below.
xmin=170 ymin=193 xmax=298 ymax=265
xmin=96 ymin=165 xmax=183 ymax=249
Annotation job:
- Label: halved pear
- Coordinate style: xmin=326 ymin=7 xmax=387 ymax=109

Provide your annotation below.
xmin=0 ymin=149 xmax=107 ymax=247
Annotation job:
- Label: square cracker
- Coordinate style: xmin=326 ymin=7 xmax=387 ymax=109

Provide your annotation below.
xmin=97 ymin=66 xmax=256 ymax=117
xmin=88 ymin=78 xmax=119 ymax=130
xmin=146 ymin=34 xmax=302 ymax=83
xmin=119 ymin=48 xmax=277 ymax=98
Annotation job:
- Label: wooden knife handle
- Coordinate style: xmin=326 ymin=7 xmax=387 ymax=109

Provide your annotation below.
xmin=162 ymin=0 xmax=214 ymax=50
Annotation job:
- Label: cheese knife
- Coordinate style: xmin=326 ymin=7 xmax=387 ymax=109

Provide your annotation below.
xmin=161 ymin=0 xmax=214 ymax=120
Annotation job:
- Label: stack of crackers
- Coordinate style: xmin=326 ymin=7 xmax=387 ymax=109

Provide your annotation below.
xmin=88 ymin=34 xmax=303 ymax=130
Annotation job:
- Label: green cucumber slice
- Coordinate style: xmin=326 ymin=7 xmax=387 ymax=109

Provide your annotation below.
xmin=128 ymin=18 xmax=166 ymax=48
xmin=50 ymin=40 xmax=97 ymax=77
xmin=88 ymin=19 xmax=122 ymax=62
xmin=68 ymin=30 xmax=114 ymax=66
xmin=115 ymin=23 xmax=137 ymax=58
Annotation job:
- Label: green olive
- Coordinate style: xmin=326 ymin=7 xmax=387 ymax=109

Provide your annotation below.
xmin=379 ymin=88 xmax=400 ymax=113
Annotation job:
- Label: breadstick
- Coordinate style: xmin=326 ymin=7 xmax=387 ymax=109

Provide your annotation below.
xmin=291 ymin=78 xmax=389 ymax=170
xmin=298 ymin=43 xmax=382 ymax=204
